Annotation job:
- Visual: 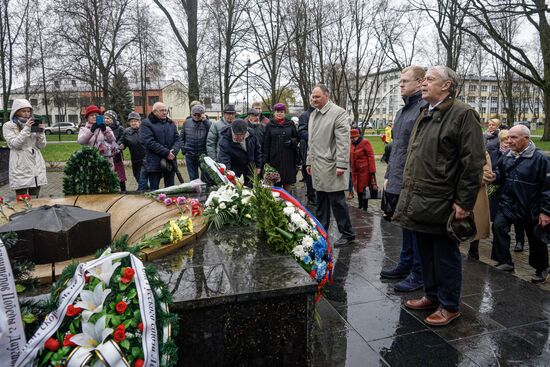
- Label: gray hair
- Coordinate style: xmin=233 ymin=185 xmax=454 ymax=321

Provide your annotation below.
xmin=511 ymin=124 xmax=530 ymax=137
xmin=428 ymin=65 xmax=460 ymax=97
xmin=152 ymin=102 xmax=166 ymax=111
xmin=312 ymin=83 xmax=330 ymax=96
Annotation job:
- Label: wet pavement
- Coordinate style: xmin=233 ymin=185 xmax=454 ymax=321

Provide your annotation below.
xmin=3 ymin=166 xmax=550 ymax=365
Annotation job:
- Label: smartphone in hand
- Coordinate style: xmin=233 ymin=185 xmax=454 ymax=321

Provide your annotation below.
xmin=30 ymin=116 xmax=43 ymax=133
xmin=95 ymin=115 xmax=105 ymax=125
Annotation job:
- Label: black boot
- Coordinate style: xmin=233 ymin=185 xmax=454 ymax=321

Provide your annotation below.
xmin=358 ymin=192 xmax=363 ymax=209
xmin=120 ymin=181 xmax=126 ymax=192
xmin=468 ymin=240 xmax=479 ymax=260
xmin=362 ymin=197 xmax=368 ymax=212
xmin=514 ymin=242 xmax=524 ymax=252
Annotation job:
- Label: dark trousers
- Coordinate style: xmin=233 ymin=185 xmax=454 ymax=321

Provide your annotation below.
xmin=316 ymin=190 xmax=354 ymax=239
xmin=514 ymin=222 xmax=525 ymax=244
xmin=357 ymin=191 xmax=368 ymax=211
xmin=302 ymin=165 xmax=316 ymax=202
xmin=131 ymin=160 xmax=148 ymax=191
xmin=148 ymin=171 xmax=175 ymax=191
xmin=15 ymin=186 xmax=40 ymax=198
xmin=416 ymin=232 xmax=461 ymax=312
xmin=399 ymin=228 xmax=423 ymax=278
xmin=492 ymin=212 xmax=548 ymax=272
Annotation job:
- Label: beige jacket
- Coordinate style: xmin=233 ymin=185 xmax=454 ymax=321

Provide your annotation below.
xmin=306 ymin=101 xmax=350 ymax=192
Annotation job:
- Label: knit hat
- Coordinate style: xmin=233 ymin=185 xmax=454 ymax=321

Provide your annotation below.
xmin=191 ymin=105 xmax=205 ymax=115
xmin=350 ymin=129 xmax=360 ymax=138
xmin=273 ymin=103 xmax=286 ymax=111
xmin=223 ymin=104 xmax=237 ymax=113
xmin=127 ymin=111 xmax=141 ymax=121
xmin=231 ymin=119 xmax=248 ymax=135
xmin=247 ymin=108 xmax=260 ymax=116
xmin=9 ymin=99 xmax=33 ymax=120
xmin=104 ymin=110 xmax=118 ymax=122
xmin=84 ymin=105 xmax=102 ymax=118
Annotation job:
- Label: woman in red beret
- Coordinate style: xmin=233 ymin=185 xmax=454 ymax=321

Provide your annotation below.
xmin=77 ymin=105 xmax=117 ymax=168
xmin=350 ymin=128 xmax=376 ymax=211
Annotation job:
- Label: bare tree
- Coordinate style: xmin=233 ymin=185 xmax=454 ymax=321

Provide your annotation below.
xmin=153 ymin=0 xmax=200 ymax=104
xmin=457 ymin=0 xmax=550 ymax=138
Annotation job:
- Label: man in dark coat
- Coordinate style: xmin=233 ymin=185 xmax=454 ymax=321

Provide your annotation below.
xmin=181 ymin=104 xmax=212 ymax=182
xmin=393 ymin=65 xmax=485 ymax=326
xmin=298 ymin=105 xmax=316 ymax=205
xmin=379 ymin=66 xmax=427 ymax=293
xmin=245 ymin=108 xmax=266 ymax=155
xmin=491 ymin=125 xmax=550 ymax=281
xmin=217 ymin=119 xmax=262 ymax=186
xmin=139 ymin=102 xmax=182 ymax=190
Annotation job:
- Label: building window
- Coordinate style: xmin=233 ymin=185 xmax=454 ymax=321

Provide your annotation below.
xmin=491 ymin=96 xmax=498 ymax=103
xmin=134 ymin=96 xmax=143 ymax=106
xmin=468 ymin=85 xmax=477 ymax=92
xmin=491 ymin=85 xmax=497 ymax=92
xmin=148 ymin=96 xmax=159 ymax=106
xmin=80 ymin=97 xmax=91 ymax=105
xmin=467 ymin=96 xmax=475 ymax=103
xmin=68 ymin=98 xmax=78 ymax=107
xmin=30 ymin=98 xmax=38 ymax=106
xmin=480 ymin=85 xmax=487 ymax=92
xmin=55 ymin=114 xmax=65 ymax=122
xmin=490 ymin=107 xmax=498 ymax=114
xmin=481 ymin=96 xmax=487 ymax=103
xmin=67 ymin=114 xmax=79 ymax=122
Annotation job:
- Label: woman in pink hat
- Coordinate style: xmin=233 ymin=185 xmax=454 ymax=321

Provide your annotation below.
xmin=77 ymin=105 xmax=117 ymax=167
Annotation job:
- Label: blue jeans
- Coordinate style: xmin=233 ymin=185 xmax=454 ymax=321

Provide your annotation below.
xmin=138 ymin=166 xmax=149 ymax=191
xmin=398 ymin=228 xmax=422 ymax=278
xmin=148 ymin=172 xmax=175 ymax=191
xmin=185 ymin=154 xmax=209 ymax=183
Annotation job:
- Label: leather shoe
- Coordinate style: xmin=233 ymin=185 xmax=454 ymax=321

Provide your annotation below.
xmin=424 ymin=308 xmax=461 ymax=326
xmin=333 ymin=236 xmax=355 ymax=247
xmin=404 ymin=296 xmax=438 ymax=310
xmin=514 ymin=242 xmax=524 ymax=252
xmin=380 ymin=265 xmax=410 ymax=279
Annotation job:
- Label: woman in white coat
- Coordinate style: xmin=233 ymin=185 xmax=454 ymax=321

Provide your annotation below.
xmin=2 ymin=99 xmax=47 ymax=197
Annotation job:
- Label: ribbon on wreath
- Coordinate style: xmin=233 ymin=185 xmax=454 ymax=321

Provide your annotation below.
xmin=202 ymin=156 xmax=230 ymax=185
xmin=14 ymin=250 xmax=160 ymax=367
xmin=67 ymin=340 xmax=129 ymax=367
xmin=0 ymin=239 xmax=26 ymax=367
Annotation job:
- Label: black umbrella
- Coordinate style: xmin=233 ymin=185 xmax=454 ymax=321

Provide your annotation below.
xmin=0 ymin=205 xmax=111 ymax=264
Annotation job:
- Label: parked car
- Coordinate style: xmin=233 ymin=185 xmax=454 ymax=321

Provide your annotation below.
xmin=44 ymin=122 xmax=77 ymax=135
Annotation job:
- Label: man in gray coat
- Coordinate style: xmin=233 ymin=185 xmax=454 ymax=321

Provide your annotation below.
xmin=306 ymin=84 xmax=355 ymax=247
xmin=206 ymin=104 xmax=236 ymax=159
xmin=380 ymin=66 xmax=427 ymax=292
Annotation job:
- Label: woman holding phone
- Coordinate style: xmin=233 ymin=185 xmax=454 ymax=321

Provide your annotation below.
xmin=2 ymin=99 xmax=47 ymax=197
xmin=77 ymin=105 xmax=117 ymax=167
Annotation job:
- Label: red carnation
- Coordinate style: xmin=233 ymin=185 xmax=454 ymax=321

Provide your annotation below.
xmin=63 ymin=334 xmax=77 ymax=347
xmin=16 ymin=195 xmax=23 ymax=202
xmin=0 ymin=197 xmax=4 ymax=204
xmin=115 ymin=301 xmax=127 ymax=314
xmin=113 ymin=327 xmax=126 ymax=342
xmin=134 ymin=359 xmax=144 ymax=367
xmin=121 ymin=276 xmax=131 ymax=284
xmin=123 ymin=267 xmax=135 ymax=279
xmin=44 ymin=337 xmax=60 ymax=351
xmin=84 ymin=273 xmax=90 ymax=283
xmin=138 ymin=322 xmax=143 ymax=332
xmin=66 ymin=304 xmax=83 ymax=317
xmin=309 ymin=270 xmax=316 ymax=279
xmin=219 ymin=167 xmax=225 ymax=174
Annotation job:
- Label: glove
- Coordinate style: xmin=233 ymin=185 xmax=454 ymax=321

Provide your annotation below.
xmin=90 ymin=124 xmax=97 ymax=133
xmin=99 ymin=124 xmax=106 ymax=132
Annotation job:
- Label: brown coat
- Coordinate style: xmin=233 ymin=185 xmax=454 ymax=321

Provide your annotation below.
xmin=473 ymin=152 xmax=492 ymax=240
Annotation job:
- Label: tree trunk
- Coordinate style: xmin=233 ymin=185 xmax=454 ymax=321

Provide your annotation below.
xmin=543 ymin=88 xmax=550 ymax=141
xmin=186 ymin=0 xmax=199 ymax=103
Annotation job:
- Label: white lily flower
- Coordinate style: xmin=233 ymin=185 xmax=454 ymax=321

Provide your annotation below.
xmin=283 ymin=207 xmax=295 ymax=216
xmin=74 ymin=283 xmax=111 ymax=321
xmin=88 ymin=259 xmax=121 ymax=286
xmin=70 ymin=315 xmax=113 ymax=350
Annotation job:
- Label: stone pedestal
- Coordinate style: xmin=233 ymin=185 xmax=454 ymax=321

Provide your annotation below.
xmin=153 ymin=226 xmax=317 ymax=366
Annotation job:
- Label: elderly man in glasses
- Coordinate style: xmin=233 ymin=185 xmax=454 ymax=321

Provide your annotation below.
xmin=180 ymin=104 xmax=212 ymax=183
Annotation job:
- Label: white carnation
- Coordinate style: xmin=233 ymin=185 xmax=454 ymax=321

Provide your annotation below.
xmin=219 ymin=202 xmax=226 ymax=209
xmin=283 ymin=207 xmax=295 ymax=216
xmin=301 ymin=236 xmax=314 ymax=249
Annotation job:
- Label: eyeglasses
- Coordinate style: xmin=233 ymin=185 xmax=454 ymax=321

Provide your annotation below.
xmin=399 ymin=78 xmax=421 ymax=84
xmin=193 ymin=113 xmax=202 ymax=117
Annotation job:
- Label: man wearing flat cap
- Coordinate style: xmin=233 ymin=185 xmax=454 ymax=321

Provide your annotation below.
xmin=180 ymin=104 xmax=212 ymax=182
xmin=207 ymin=104 xmax=236 ymax=160
xmin=217 ymin=119 xmax=262 ymax=186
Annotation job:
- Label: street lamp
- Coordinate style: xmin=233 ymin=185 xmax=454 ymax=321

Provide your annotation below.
xmin=246 ymin=58 xmax=252 ymax=111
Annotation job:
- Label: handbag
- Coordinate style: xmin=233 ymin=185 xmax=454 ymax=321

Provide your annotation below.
xmin=364 ymin=174 xmax=379 ymax=200
xmin=381 ymin=190 xmax=399 ymax=220
xmin=160 ymin=158 xmax=174 ymax=173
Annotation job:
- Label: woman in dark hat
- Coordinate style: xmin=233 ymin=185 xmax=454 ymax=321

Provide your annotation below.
xmin=263 ymin=103 xmax=299 ymax=191
xmin=104 ymin=110 xmax=127 ymax=191
xmin=349 ymin=128 xmax=376 ymax=211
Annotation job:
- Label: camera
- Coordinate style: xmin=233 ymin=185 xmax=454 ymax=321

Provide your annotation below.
xmin=30 ymin=117 xmax=43 ymax=133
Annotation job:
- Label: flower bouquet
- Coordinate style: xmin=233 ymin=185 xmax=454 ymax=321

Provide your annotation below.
xmin=199 ymin=155 xmax=238 ymax=187
xmin=17 ymin=249 xmax=178 ymax=367
xmin=203 ymin=184 xmax=254 ymax=230
xmin=262 ymin=164 xmax=280 ymax=186
xmin=155 ymin=194 xmax=203 ymax=217
xmin=135 ymin=215 xmax=194 ymax=250
xmin=16 ymin=193 xmax=32 ymax=209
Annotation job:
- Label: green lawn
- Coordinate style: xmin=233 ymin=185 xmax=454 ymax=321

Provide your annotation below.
xmin=42 ymin=143 xmax=81 ymax=162
xmin=46 ymin=133 xmax=78 ymax=142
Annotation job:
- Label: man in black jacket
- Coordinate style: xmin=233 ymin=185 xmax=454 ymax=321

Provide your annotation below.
xmin=380 ymin=66 xmax=427 ymax=293
xmin=491 ymin=124 xmax=550 ymax=282
xmin=140 ymin=102 xmax=182 ymax=190
xmin=298 ymin=105 xmax=316 ymax=206
xmin=181 ymin=104 xmax=212 ymax=182
xmin=218 ymin=119 xmax=261 ymax=186
xmin=120 ymin=111 xmax=147 ymax=190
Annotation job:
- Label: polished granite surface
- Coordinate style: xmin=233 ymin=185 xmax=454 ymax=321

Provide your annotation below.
xmin=310 ymin=200 xmax=550 ymax=367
